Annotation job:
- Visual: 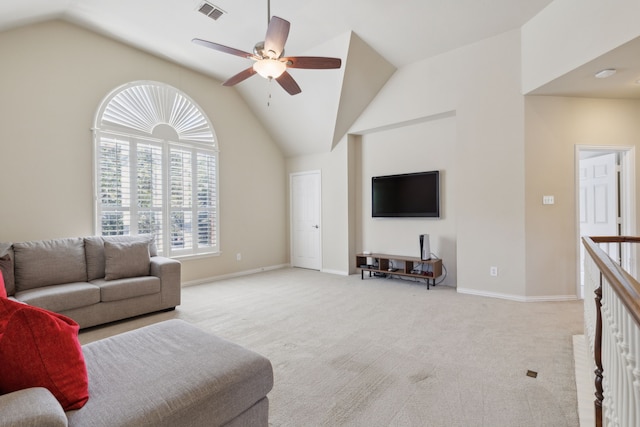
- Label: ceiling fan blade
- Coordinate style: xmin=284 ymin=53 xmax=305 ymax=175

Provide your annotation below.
xmin=282 ymin=56 xmax=342 ymax=69
xmin=263 ymin=16 xmax=290 ymax=58
xmin=223 ymin=67 xmax=257 ymax=86
xmin=275 ymin=71 xmax=302 ymax=95
xmin=192 ymin=38 xmax=255 ymax=59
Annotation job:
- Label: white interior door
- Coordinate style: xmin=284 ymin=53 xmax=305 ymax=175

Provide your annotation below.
xmin=579 ymin=152 xmax=619 ymax=297
xmin=290 ymin=171 xmax=321 ymax=270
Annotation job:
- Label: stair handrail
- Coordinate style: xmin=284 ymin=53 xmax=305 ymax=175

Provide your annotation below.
xmin=584 ymin=236 xmax=640 ymax=326
xmin=582 ymin=236 xmax=640 ymax=427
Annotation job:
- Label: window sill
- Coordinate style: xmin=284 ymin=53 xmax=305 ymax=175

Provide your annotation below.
xmin=171 ymin=251 xmax=221 ymax=262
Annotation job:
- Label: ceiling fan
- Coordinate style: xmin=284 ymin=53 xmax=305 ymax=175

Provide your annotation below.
xmin=192 ymin=5 xmax=341 ymax=95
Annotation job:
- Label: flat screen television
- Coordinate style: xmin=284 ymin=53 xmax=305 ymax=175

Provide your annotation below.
xmin=372 ymin=171 xmax=440 ymax=218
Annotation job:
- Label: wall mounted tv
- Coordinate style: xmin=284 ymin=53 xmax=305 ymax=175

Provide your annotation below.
xmin=372 ymin=171 xmax=440 ymax=218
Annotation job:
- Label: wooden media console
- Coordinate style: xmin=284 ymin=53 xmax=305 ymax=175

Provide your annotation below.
xmin=355 ymin=253 xmax=443 ymax=289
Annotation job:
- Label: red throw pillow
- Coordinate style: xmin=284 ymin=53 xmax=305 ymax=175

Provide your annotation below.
xmin=0 ymin=271 xmax=6 ymax=298
xmin=0 ymin=298 xmax=89 ymax=410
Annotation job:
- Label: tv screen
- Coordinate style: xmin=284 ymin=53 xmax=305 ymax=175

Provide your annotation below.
xmin=372 ymin=171 xmax=440 ymax=218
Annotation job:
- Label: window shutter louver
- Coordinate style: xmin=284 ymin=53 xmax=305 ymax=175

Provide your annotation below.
xmin=94 ymin=81 xmax=219 ymax=257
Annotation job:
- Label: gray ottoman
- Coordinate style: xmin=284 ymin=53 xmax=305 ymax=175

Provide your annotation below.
xmin=67 ymin=319 xmax=273 ymax=427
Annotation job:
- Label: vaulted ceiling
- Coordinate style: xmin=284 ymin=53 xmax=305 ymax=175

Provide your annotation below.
xmin=5 ymin=0 xmax=635 ymax=157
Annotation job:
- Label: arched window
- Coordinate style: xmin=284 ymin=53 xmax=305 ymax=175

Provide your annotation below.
xmin=94 ymin=81 xmax=219 ymax=257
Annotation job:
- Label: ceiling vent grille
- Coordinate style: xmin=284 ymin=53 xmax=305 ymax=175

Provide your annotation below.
xmin=197 ymin=2 xmax=226 ymax=21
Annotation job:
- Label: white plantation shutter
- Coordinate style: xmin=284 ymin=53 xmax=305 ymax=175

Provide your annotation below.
xmin=94 ymin=81 xmax=219 ymax=257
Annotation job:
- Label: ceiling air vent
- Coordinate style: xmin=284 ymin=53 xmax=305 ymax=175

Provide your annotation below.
xmin=197 ymin=2 xmax=226 ymax=21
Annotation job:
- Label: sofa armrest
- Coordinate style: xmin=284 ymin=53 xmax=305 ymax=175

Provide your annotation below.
xmin=0 ymin=387 xmax=68 ymax=427
xmin=150 ymin=256 xmax=181 ymax=308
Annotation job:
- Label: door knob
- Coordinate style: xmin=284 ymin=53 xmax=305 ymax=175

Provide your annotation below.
xmin=313 ymin=225 xmax=319 ymax=229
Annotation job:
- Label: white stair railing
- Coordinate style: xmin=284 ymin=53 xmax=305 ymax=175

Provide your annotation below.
xmin=582 ymin=236 xmax=640 ymax=427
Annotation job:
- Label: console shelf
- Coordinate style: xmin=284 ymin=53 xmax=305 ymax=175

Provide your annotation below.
xmin=355 ymin=253 xmax=442 ymax=289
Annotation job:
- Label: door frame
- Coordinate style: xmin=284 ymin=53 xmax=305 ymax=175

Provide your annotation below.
xmin=289 ymin=170 xmax=322 ymax=270
xmin=575 ymin=145 xmax=636 ymax=298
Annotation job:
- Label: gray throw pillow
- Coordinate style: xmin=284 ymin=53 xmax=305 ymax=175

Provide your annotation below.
xmin=104 ymin=241 xmax=150 ymax=281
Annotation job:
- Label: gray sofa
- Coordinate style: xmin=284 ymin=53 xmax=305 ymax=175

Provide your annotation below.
xmin=0 ymin=319 xmax=274 ymax=427
xmin=0 ymin=235 xmax=181 ymax=329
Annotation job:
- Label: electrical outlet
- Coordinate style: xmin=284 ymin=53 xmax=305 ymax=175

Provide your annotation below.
xmin=236 ymin=253 xmax=241 ymax=261
xmin=490 ymin=266 xmax=498 ymax=277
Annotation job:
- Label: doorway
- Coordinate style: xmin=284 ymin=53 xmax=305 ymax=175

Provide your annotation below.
xmin=290 ymin=171 xmax=322 ymax=270
xmin=576 ymin=146 xmax=636 ymax=298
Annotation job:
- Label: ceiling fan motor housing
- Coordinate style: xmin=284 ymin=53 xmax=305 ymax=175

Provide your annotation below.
xmin=254 ymin=41 xmax=283 ymax=59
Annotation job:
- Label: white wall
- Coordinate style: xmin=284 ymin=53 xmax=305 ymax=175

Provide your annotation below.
xmin=0 ymin=20 xmax=288 ymax=283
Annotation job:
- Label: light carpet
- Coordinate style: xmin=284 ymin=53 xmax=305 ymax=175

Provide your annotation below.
xmin=80 ymin=268 xmax=584 ymax=427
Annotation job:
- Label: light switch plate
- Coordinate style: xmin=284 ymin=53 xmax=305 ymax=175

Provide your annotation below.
xmin=543 ymin=195 xmax=555 ymax=205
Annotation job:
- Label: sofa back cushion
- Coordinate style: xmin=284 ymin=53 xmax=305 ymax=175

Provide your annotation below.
xmin=85 ymin=235 xmax=156 ymax=281
xmin=13 ymin=238 xmax=87 ymax=291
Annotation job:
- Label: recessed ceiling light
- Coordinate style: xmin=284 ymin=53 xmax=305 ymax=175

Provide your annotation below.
xmin=595 ymin=68 xmax=617 ymax=79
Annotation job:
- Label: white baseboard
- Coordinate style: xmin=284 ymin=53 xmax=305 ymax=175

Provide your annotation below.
xmin=524 ymin=294 xmax=579 ymax=302
xmin=457 ymin=287 xmax=578 ymax=302
xmin=182 ymin=264 xmax=290 ymax=287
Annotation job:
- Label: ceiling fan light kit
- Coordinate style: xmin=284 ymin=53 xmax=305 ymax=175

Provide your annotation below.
xmin=192 ymin=14 xmax=341 ymax=95
xmin=253 ymin=58 xmax=287 ymax=79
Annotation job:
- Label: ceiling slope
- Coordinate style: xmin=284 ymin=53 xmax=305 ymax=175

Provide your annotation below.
xmin=235 ymin=31 xmax=350 ymax=158
xmin=331 ymin=33 xmax=396 ymax=150
xmin=9 ymin=0 xmax=610 ymax=157
xmin=236 ymin=31 xmax=396 ymax=157
xmin=527 ymin=36 xmax=640 ymax=99
xmin=0 ymin=0 xmax=69 ymax=30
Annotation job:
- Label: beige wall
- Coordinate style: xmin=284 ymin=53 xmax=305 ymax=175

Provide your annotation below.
xmin=5 ymin=12 xmax=639 ymax=300
xmin=0 ymin=20 xmax=288 ymax=283
xmin=285 ymin=144 xmax=350 ymax=275
xmin=291 ymin=20 xmax=640 ymax=301
xmin=524 ymin=96 xmax=640 ymax=297
xmin=334 ymin=30 xmax=526 ymax=297
xmin=357 ymin=116 xmax=457 ymax=285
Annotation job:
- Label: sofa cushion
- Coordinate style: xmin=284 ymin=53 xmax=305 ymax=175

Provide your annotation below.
xmin=104 ymin=240 xmax=150 ymax=280
xmin=0 ymin=298 xmax=89 ymax=411
xmin=84 ymin=236 xmax=105 ymax=281
xmin=92 ymin=276 xmax=160 ymax=302
xmin=13 ymin=238 xmax=87 ymax=291
xmin=15 ymin=282 xmax=101 ymax=313
xmin=0 ymin=253 xmax=14 ymax=297
xmin=67 ymin=320 xmax=273 ymax=427
xmin=85 ymin=235 xmax=156 ymax=281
